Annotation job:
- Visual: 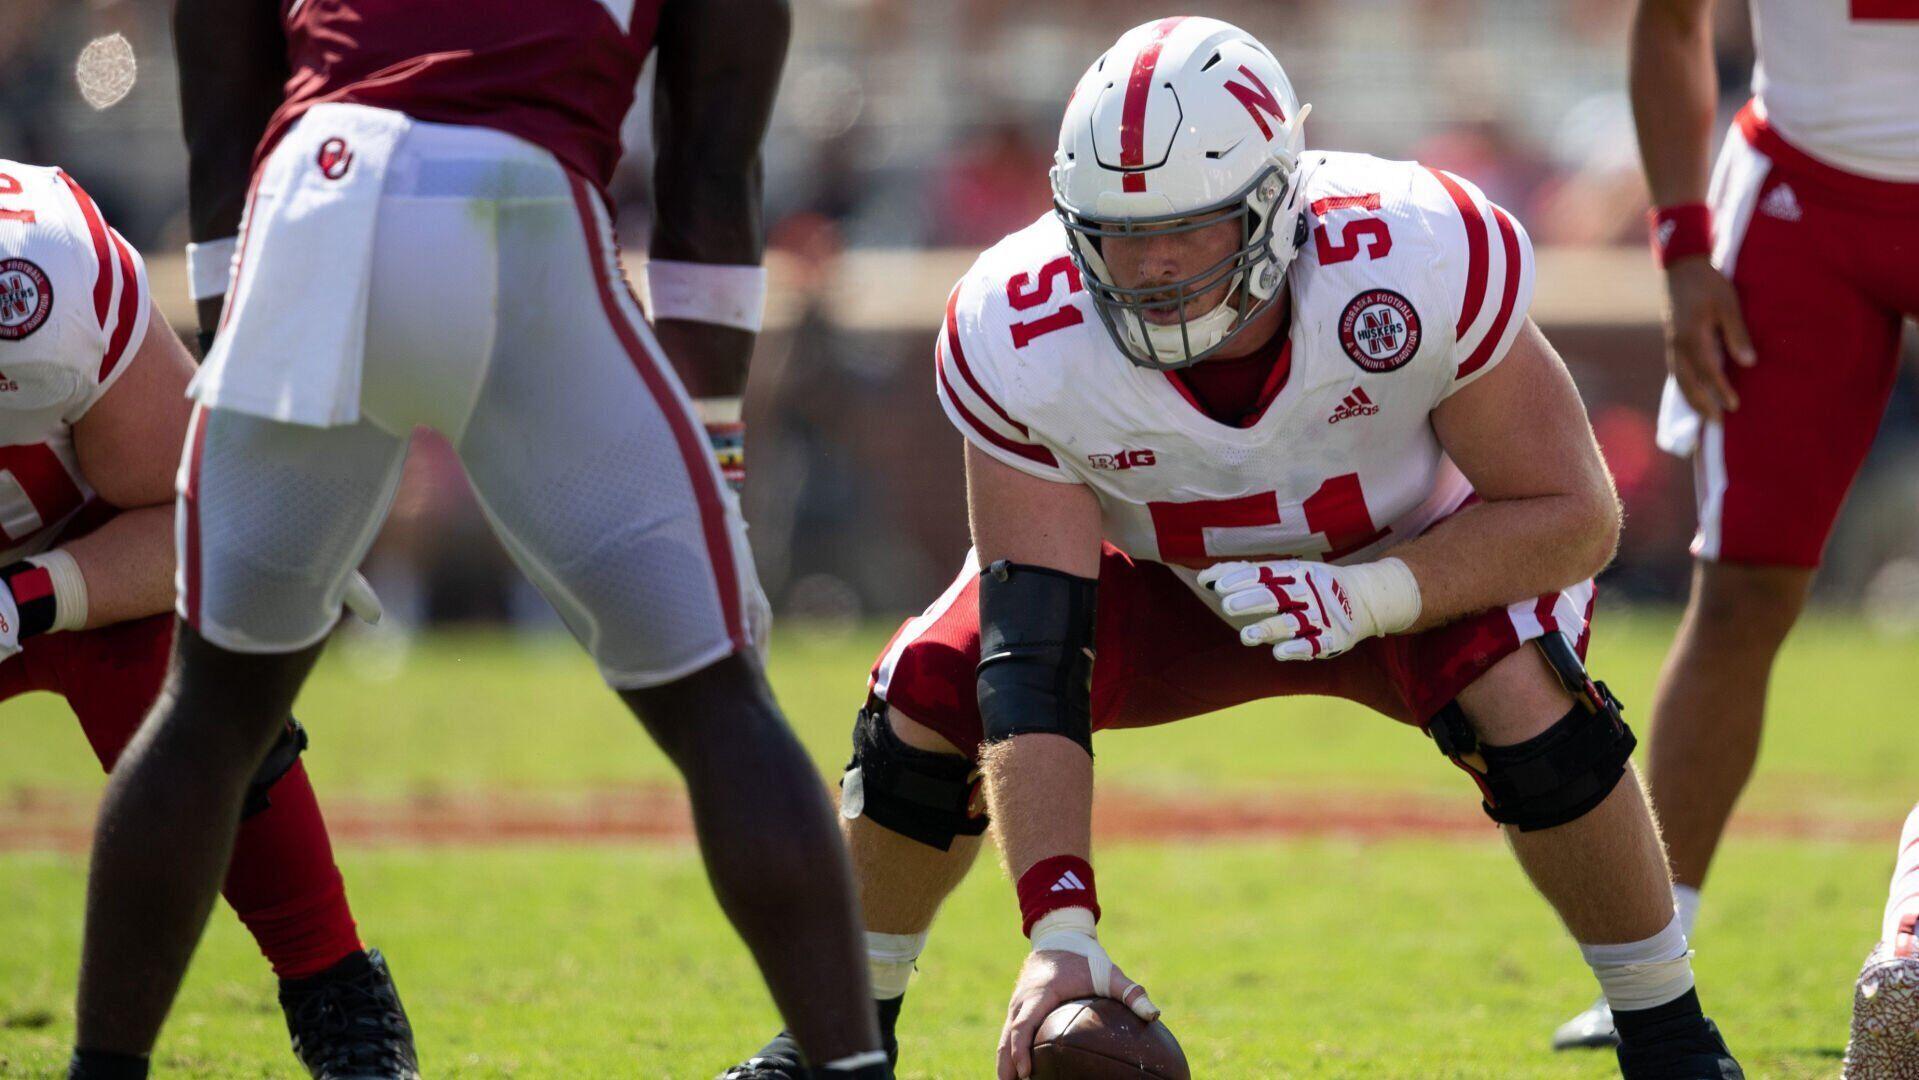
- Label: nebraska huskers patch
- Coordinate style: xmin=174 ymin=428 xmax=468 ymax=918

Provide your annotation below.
xmin=1338 ymin=289 xmax=1419 ymax=372
xmin=0 ymin=259 xmax=52 ymax=341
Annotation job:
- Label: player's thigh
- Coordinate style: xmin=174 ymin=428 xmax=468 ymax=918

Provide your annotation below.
xmin=182 ymin=405 xmax=408 ymax=653
xmin=1700 ymin=178 xmax=1906 ymax=567
xmin=455 ymin=178 xmax=755 ymax=688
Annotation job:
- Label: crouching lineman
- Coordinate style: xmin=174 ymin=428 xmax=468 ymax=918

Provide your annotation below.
xmin=0 ymin=161 xmax=417 ymax=1076
xmin=727 ymin=18 xmax=1741 ymax=1080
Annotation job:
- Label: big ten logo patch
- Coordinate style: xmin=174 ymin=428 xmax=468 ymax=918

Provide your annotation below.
xmin=1338 ymin=289 xmax=1420 ymax=372
xmin=1088 ymin=449 xmax=1157 ymax=471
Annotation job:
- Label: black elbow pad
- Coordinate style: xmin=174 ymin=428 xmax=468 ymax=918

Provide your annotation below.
xmin=976 ymin=560 xmax=1097 ymax=755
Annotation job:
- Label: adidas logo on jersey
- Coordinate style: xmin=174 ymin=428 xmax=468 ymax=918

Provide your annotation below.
xmin=1050 ymin=870 xmax=1089 ymax=893
xmin=1760 ymin=183 xmax=1802 ymax=222
xmin=1327 ymin=387 xmax=1380 ymax=424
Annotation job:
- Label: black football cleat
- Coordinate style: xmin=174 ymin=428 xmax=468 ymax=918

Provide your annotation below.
xmin=279 ymin=948 xmax=421 ymax=1080
xmin=720 ymin=1030 xmax=807 ymax=1080
xmin=1616 ymin=1015 xmax=1743 ymax=1080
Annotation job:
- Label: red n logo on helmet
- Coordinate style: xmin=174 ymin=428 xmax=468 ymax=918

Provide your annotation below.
xmin=1224 ymin=65 xmax=1287 ymax=141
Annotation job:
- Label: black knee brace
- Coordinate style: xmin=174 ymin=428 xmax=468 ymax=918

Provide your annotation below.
xmin=839 ymin=699 xmax=987 ymax=851
xmin=1427 ymin=633 xmax=1637 ymax=832
xmin=242 ymin=719 xmax=309 ymax=819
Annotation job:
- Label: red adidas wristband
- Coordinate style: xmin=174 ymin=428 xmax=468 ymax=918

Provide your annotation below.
xmin=1648 ymin=203 xmax=1713 ymax=267
xmin=1017 ymin=855 xmax=1100 ymax=937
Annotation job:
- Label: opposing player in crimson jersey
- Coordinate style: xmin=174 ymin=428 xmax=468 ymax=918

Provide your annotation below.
xmin=1549 ymin=0 xmax=1919 ymax=1060
xmin=729 ymin=18 xmax=1740 ymax=1080
xmin=0 ymin=161 xmax=419 ymax=1077
xmin=68 ymin=2 xmax=888 ymax=1079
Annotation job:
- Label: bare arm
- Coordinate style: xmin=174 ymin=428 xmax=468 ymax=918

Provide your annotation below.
xmin=173 ymin=0 xmax=288 ymax=333
xmin=968 ymin=445 xmax=1159 ymax=1080
xmin=1389 ymin=320 xmax=1621 ymax=628
xmin=967 ymin=444 xmax=1104 ymax=878
xmin=1630 ymin=0 xmax=1719 ymax=207
xmin=66 ymin=304 xmax=197 ymax=627
xmin=648 ymin=0 xmax=791 ymax=398
xmin=1630 ymin=0 xmax=1755 ymax=419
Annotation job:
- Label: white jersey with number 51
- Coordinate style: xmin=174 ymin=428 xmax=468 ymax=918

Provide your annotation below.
xmin=935 ymin=151 xmax=1535 ymax=616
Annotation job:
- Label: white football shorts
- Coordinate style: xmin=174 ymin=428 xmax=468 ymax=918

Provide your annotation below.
xmin=177 ymin=108 xmax=765 ymax=688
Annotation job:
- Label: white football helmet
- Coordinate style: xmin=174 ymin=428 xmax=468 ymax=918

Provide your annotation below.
xmin=1051 ymin=17 xmax=1311 ymax=370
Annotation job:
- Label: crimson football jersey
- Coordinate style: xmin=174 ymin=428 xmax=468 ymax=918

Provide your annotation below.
xmin=265 ymin=0 xmax=666 ymax=187
xmin=0 ymin=162 xmax=151 ymax=563
xmin=934 ymin=152 xmax=1535 ymax=625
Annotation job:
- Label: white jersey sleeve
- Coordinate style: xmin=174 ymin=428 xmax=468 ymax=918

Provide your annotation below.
xmin=0 ymin=163 xmax=151 ymax=423
xmin=933 ymin=251 xmax=1083 ymax=485
xmin=1407 ymin=165 xmax=1535 ymax=400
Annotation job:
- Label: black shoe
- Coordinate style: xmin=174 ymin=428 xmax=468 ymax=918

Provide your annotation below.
xmin=1616 ymin=1016 xmax=1743 ymax=1080
xmin=279 ymin=949 xmax=420 ymax=1080
xmin=720 ymin=1002 xmax=901 ymax=1080
xmin=720 ymin=1031 xmax=806 ymax=1079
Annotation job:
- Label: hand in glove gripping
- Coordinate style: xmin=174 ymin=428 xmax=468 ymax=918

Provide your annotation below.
xmin=1198 ymin=556 xmax=1421 ymax=661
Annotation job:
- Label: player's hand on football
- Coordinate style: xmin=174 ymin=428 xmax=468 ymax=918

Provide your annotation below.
xmin=999 ymin=909 xmax=1157 ymax=1080
xmin=1200 ymin=557 xmax=1420 ymax=661
xmin=1663 ymin=254 xmax=1756 ymax=421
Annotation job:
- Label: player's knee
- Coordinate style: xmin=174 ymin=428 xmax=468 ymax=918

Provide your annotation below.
xmin=840 ymin=700 xmax=986 ymax=852
xmin=1429 ymin=634 xmax=1637 ymax=832
xmin=1688 ymin=563 xmax=1813 ymax=646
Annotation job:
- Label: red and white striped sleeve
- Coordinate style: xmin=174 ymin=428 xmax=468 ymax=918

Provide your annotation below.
xmin=53 ymin=169 xmax=151 ymax=417
xmin=933 ymin=276 xmax=1079 ymax=484
xmin=1418 ymin=166 xmax=1535 ymax=398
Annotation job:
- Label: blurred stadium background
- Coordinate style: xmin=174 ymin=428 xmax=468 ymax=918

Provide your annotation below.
xmin=6 ymin=3 xmax=1919 ymax=1076
xmin=5 ymin=0 xmax=1917 ymax=641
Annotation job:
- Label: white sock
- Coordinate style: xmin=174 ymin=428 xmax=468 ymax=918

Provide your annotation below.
xmin=1882 ymin=801 xmax=1919 ymax=944
xmin=1581 ymin=912 xmax=1695 ymax=1011
xmin=1674 ymin=883 xmax=1702 ymax=941
xmin=867 ymin=930 xmax=928 ymax=1000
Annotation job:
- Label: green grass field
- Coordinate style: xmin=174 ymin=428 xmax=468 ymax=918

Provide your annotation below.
xmin=1 ymin=608 xmax=1913 ymax=1077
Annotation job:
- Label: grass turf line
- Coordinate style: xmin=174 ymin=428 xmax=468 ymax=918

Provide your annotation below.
xmin=0 ymin=839 xmax=1878 ymax=1078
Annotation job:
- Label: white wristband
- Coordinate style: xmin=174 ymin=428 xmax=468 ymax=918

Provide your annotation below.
xmin=693 ymin=396 xmax=743 ymax=425
xmin=184 ymin=236 xmax=237 ymax=302
xmin=1345 ymin=556 xmax=1422 ymax=635
xmin=642 ymin=260 xmax=767 ymax=332
xmin=26 ymin=548 xmax=88 ymax=632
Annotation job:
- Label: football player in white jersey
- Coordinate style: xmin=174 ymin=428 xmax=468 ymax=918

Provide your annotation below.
xmin=1552 ymin=0 xmax=1919 ymax=1059
xmin=727 ymin=17 xmax=1742 ymax=1080
xmin=0 ymin=161 xmax=420 ymax=1077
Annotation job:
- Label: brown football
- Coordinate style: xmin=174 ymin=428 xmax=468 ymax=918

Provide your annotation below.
xmin=1030 ymin=998 xmax=1190 ymax=1079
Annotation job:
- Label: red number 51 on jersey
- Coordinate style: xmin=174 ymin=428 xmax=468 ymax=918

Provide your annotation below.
xmin=1148 ymin=473 xmax=1390 ymax=568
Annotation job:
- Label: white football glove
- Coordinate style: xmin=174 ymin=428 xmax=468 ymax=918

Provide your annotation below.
xmin=1198 ymin=557 xmax=1421 ymax=661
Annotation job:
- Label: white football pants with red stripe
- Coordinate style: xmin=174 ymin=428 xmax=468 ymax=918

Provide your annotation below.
xmin=178 ymin=114 xmax=764 ymax=687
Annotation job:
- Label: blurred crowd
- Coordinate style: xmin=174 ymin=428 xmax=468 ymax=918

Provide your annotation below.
xmin=4 ymin=0 xmax=1917 ymax=636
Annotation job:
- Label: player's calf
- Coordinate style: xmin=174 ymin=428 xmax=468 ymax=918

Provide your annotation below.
xmin=724 ymin=702 xmax=985 ymax=1080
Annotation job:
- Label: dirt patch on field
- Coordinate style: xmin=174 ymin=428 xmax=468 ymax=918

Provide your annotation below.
xmin=0 ymin=785 xmax=1897 ymax=852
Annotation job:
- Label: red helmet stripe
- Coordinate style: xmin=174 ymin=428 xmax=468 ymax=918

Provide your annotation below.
xmin=1119 ymin=17 xmax=1187 ymax=192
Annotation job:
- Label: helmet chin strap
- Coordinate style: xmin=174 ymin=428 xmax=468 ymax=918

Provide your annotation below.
xmin=1140 ymin=293 xmax=1241 ymax=365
